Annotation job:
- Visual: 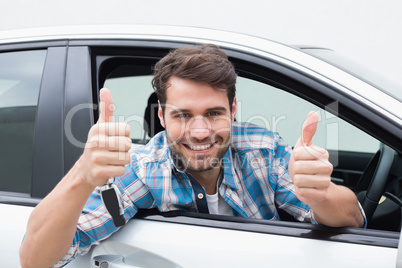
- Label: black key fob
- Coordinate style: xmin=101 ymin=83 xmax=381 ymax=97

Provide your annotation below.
xmin=100 ymin=182 xmax=125 ymax=227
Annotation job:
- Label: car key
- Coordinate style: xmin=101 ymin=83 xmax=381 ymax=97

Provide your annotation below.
xmin=100 ymin=179 xmax=125 ymax=227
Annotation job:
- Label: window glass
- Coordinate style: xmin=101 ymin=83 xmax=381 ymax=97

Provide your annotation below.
xmin=236 ymin=77 xmax=380 ymax=153
xmin=104 ymin=72 xmax=155 ymax=143
xmin=0 ymin=50 xmax=47 ymax=194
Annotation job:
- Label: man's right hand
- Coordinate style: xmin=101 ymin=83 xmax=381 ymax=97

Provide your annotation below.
xmin=79 ymin=88 xmax=131 ymax=187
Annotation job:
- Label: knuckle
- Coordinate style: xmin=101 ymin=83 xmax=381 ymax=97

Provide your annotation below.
xmin=323 ymin=179 xmax=331 ymax=188
xmin=322 ymin=163 xmax=333 ymax=174
xmin=293 ymin=161 xmax=302 ymax=173
xmin=297 ymin=187 xmax=306 ymax=197
xmin=116 ymin=137 xmax=128 ymax=151
xmin=91 ymin=151 xmax=102 ymax=164
xmin=116 ymin=122 xmax=130 ymax=135
xmin=124 ymin=153 xmax=131 ymax=164
xmin=108 ymin=136 xmax=118 ymax=148
xmin=125 ymin=137 xmax=132 ymax=147
xmin=86 ymin=138 xmax=99 ymax=149
xmin=322 ymin=149 xmax=329 ymax=159
xmin=120 ymin=136 xmax=129 ymax=147
xmin=293 ymin=174 xmax=302 ymax=186
xmin=96 ymin=139 xmax=106 ymax=149
xmin=292 ymin=147 xmax=302 ymax=160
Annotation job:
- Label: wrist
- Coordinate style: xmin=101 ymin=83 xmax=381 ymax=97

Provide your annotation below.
xmin=69 ymin=157 xmax=98 ymax=193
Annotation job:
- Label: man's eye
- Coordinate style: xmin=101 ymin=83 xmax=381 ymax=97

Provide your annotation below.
xmin=209 ymin=111 xmax=219 ymax=116
xmin=176 ymin=113 xmax=188 ymax=118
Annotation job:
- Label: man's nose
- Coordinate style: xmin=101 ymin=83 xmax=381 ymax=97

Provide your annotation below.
xmin=188 ymin=116 xmax=211 ymax=141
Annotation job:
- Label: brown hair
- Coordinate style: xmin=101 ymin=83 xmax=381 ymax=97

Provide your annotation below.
xmin=152 ymin=44 xmax=237 ymax=111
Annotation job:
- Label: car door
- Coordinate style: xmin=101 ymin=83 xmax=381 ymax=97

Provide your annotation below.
xmin=71 ymin=212 xmax=401 ymax=268
xmin=62 ymin=37 xmax=402 ymax=267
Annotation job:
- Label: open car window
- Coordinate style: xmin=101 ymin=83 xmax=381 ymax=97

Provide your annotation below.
xmin=96 ymin=47 xmax=400 ymax=233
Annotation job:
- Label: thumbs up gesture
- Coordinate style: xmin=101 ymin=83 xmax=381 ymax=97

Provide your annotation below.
xmin=289 ymin=111 xmax=333 ymax=206
xmin=79 ymin=88 xmax=131 ymax=187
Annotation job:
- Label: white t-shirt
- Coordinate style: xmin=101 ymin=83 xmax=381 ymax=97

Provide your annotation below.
xmin=206 ymin=191 xmax=233 ymax=216
xmin=206 ymin=171 xmax=233 ymax=216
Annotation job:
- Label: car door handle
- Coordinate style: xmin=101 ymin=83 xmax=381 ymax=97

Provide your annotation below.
xmin=93 ymin=255 xmax=142 ymax=268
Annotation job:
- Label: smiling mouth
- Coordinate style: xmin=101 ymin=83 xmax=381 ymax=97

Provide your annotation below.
xmin=184 ymin=142 xmax=216 ymax=151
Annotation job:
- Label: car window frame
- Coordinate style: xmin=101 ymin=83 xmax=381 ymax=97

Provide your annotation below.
xmin=0 ymin=41 xmax=68 ymax=205
xmin=134 ymin=208 xmax=400 ymax=248
xmin=89 ymin=41 xmax=401 ymax=243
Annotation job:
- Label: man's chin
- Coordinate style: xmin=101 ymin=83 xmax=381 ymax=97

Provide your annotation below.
xmin=185 ymin=166 xmax=216 ymax=173
xmin=182 ymin=159 xmax=219 ymax=173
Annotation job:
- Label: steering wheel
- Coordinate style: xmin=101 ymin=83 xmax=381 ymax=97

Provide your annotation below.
xmin=355 ymin=144 xmax=394 ymax=223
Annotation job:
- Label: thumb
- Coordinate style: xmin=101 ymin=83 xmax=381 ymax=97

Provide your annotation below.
xmin=301 ymin=111 xmax=319 ymax=146
xmin=98 ymin=88 xmax=114 ymax=123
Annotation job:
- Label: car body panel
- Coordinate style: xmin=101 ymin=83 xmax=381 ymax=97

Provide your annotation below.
xmin=0 ymin=204 xmax=33 ymax=267
xmin=66 ymin=217 xmax=399 ymax=268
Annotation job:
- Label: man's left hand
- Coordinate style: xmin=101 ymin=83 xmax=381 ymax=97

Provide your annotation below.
xmin=289 ymin=111 xmax=333 ymax=206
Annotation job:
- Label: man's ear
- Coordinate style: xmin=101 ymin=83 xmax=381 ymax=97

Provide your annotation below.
xmin=158 ymin=101 xmax=165 ymax=128
xmin=231 ymin=97 xmax=237 ymax=122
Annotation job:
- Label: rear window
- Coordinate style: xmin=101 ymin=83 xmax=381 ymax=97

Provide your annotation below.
xmin=0 ymin=50 xmax=47 ymax=194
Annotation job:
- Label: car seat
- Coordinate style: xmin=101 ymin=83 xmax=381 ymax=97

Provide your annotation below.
xmin=143 ymin=92 xmax=164 ymax=138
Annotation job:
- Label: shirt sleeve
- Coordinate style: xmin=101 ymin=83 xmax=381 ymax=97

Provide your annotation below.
xmin=271 ymin=135 xmax=317 ymax=223
xmin=51 ymin=162 xmax=151 ymax=267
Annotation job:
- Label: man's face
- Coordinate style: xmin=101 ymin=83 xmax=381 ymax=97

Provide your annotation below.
xmin=158 ymin=76 xmax=237 ymax=173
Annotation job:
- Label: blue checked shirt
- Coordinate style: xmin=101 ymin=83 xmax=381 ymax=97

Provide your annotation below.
xmin=55 ymin=122 xmax=359 ymax=267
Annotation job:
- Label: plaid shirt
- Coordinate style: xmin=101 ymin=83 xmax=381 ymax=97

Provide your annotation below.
xmin=56 ymin=122 xmax=319 ymax=267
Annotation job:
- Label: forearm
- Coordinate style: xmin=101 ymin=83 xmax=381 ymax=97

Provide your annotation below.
xmin=310 ymin=183 xmax=364 ymax=228
xmin=19 ymin=159 xmax=95 ymax=268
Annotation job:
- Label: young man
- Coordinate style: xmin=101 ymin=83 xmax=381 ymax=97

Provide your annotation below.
xmin=20 ymin=44 xmax=365 ymax=268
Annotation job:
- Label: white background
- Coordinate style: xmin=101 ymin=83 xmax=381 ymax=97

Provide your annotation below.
xmin=1 ymin=0 xmax=401 ymax=86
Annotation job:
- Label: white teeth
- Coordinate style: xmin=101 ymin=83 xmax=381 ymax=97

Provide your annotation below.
xmin=189 ymin=144 xmax=213 ymax=151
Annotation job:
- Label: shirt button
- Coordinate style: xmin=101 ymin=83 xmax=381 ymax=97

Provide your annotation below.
xmin=197 ymin=193 xmax=204 ymax=199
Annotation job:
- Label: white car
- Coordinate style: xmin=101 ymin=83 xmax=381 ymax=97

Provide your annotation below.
xmin=0 ymin=25 xmax=401 ymax=267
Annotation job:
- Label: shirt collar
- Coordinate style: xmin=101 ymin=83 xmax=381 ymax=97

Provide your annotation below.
xmin=221 ymin=146 xmax=240 ymax=190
